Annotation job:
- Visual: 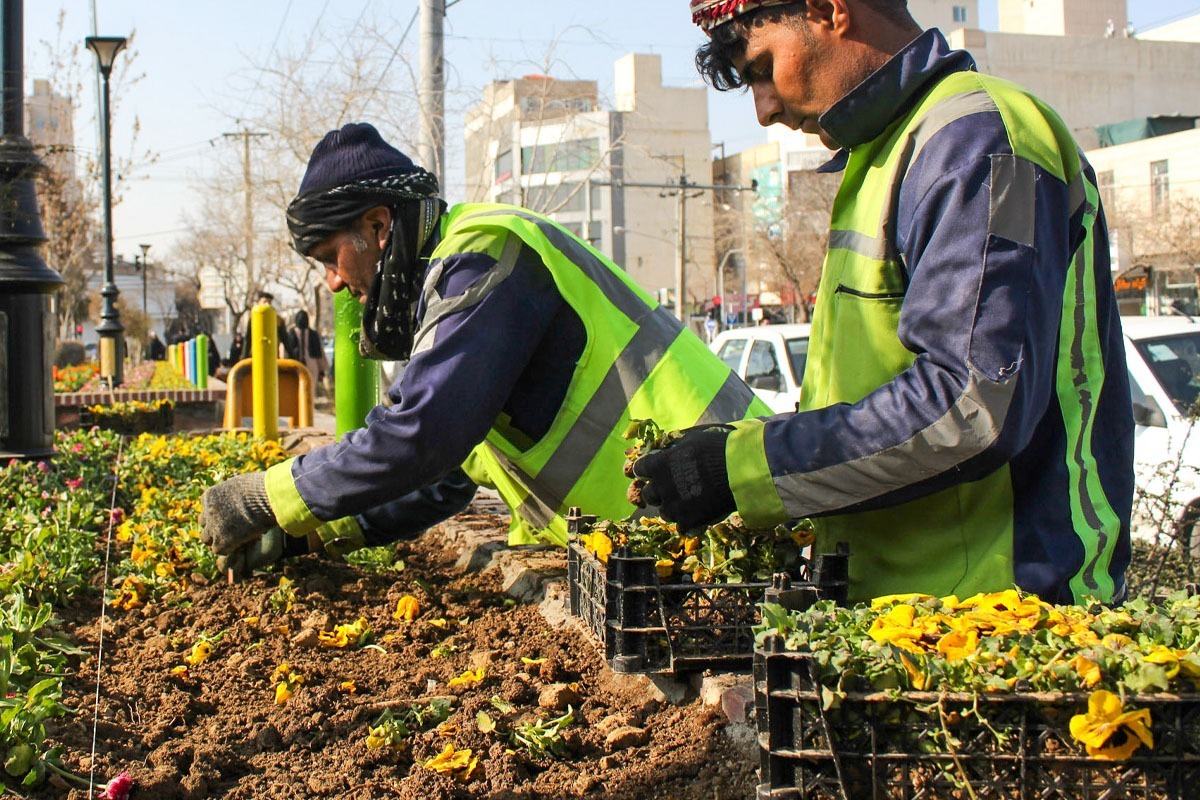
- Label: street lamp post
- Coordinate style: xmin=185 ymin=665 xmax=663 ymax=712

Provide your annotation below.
xmin=0 ymin=0 xmax=64 ymax=459
xmin=137 ymin=242 xmax=151 ymax=324
xmin=85 ymin=35 xmax=127 ymax=388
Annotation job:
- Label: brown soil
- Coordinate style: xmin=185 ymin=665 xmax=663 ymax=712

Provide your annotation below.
xmin=36 ymin=504 xmax=758 ymax=800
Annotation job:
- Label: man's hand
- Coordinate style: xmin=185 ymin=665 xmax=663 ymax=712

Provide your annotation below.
xmin=217 ymin=526 xmax=288 ymax=579
xmin=200 ymin=472 xmax=277 ymax=555
xmin=630 ymin=424 xmax=735 ymax=531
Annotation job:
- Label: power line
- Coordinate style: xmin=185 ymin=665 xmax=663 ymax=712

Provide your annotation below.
xmin=237 ymin=0 xmax=295 ymax=123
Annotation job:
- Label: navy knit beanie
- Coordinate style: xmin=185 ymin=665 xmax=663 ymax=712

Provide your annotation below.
xmin=296 ymin=122 xmax=422 ymax=196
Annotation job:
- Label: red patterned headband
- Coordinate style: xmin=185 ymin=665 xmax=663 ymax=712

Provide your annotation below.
xmin=690 ymin=0 xmax=803 ymax=32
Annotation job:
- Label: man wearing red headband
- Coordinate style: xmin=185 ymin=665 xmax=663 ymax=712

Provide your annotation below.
xmin=633 ymin=0 xmax=1133 ymax=605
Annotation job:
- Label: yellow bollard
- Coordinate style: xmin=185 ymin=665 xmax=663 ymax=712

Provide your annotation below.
xmin=251 ymin=305 xmax=279 ymax=440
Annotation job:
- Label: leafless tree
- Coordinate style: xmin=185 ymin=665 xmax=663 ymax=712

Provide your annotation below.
xmin=757 ymin=170 xmax=838 ymax=322
xmin=30 ymin=13 xmax=154 ymax=340
xmin=174 ymin=11 xmax=424 ymax=337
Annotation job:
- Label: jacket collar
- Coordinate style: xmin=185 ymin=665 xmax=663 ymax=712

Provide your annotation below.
xmin=818 ymin=28 xmax=976 ymax=153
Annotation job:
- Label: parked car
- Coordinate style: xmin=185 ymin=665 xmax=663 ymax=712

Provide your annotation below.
xmin=710 ymin=323 xmax=811 ymax=414
xmin=1122 ymin=315 xmax=1200 ymax=545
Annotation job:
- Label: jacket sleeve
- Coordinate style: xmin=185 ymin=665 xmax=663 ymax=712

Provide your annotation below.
xmin=729 ymin=118 xmax=1078 ymax=526
xmin=265 ymin=242 xmax=565 ymax=534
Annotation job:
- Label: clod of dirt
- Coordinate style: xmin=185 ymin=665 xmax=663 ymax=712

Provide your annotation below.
xmin=605 ymin=725 xmax=650 ymax=752
xmin=538 ymin=682 xmax=582 ymax=710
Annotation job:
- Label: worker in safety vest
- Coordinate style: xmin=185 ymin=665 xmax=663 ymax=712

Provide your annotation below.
xmin=632 ymin=0 xmax=1133 ymax=606
xmin=199 ymin=122 xmax=769 ymax=575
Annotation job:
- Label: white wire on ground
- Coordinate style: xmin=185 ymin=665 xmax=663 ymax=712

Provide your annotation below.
xmin=89 ymin=434 xmax=127 ymax=794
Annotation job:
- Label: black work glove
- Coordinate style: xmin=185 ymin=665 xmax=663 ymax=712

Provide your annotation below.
xmin=200 ymin=472 xmax=277 ymax=556
xmin=630 ymin=424 xmax=735 ymax=531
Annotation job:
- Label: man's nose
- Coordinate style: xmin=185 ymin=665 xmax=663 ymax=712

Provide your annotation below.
xmin=752 ymin=83 xmax=783 ymax=128
xmin=324 ymin=267 xmax=346 ymax=293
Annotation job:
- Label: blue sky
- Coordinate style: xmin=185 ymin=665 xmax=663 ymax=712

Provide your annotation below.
xmin=23 ymin=0 xmax=1200 ymax=260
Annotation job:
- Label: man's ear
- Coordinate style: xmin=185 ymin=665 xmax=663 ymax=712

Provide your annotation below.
xmin=362 ymin=205 xmax=393 ymax=249
xmin=806 ymin=0 xmax=843 ymax=31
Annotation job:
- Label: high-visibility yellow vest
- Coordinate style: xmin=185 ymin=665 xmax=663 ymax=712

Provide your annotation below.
xmin=725 ymin=72 xmax=1120 ymax=603
xmin=432 ymin=204 xmax=770 ymax=545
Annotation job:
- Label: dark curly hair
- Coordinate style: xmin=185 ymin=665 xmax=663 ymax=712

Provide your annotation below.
xmin=695 ymin=1 xmax=914 ymax=91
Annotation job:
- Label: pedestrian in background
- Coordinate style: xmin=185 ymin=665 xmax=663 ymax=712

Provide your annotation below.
xmin=289 ymin=310 xmax=329 ymax=397
xmin=144 ymin=330 xmax=166 ymax=361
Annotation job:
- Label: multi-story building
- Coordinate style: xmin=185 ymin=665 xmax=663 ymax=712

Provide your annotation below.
xmin=1086 ymin=122 xmax=1200 ymax=314
xmin=465 ymin=53 xmax=716 ymax=315
xmin=25 ymin=78 xmax=74 ymax=179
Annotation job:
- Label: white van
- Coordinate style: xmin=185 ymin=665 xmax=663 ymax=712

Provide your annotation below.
xmin=710 ymin=323 xmax=811 ymax=414
xmin=1122 ymin=315 xmax=1200 ymax=544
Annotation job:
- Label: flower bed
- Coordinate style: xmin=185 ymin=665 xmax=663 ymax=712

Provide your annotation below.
xmin=79 ymin=399 xmax=175 ymax=435
xmin=0 ymin=430 xmax=287 ymax=788
xmin=753 ymin=591 xmax=1200 ymax=798
xmin=0 ymin=432 xmax=761 ymax=798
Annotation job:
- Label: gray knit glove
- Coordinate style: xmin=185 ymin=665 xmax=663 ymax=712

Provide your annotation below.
xmin=200 ymin=472 xmax=277 ymax=555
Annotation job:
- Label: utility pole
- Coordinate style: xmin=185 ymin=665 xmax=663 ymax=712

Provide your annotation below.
xmin=593 ymin=176 xmax=754 ymax=322
xmin=418 ymin=0 xmax=445 ymax=186
xmin=223 ymin=129 xmax=269 ymax=300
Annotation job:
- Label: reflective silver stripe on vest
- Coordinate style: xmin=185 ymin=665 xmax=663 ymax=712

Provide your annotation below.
xmin=412 ymin=234 xmax=523 ymax=357
xmin=877 ymin=90 xmax=1000 ymax=258
xmin=773 ymin=368 xmax=1016 ymax=516
xmin=827 ymin=229 xmax=889 ymax=262
xmin=528 ymin=309 xmax=684 ymax=507
xmin=460 ymin=209 xmax=651 ymax=322
xmin=485 ymin=443 xmax=559 ymax=529
xmin=831 ymin=90 xmax=999 ymax=262
xmin=989 ymin=154 xmax=1037 ymax=247
xmin=698 ymin=371 xmax=760 ymax=424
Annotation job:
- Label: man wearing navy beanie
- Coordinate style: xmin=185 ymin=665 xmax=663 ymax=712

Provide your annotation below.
xmin=200 ymin=122 xmax=771 ymax=575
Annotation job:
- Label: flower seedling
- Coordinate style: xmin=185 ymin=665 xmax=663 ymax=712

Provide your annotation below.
xmin=272 ymin=664 xmax=304 ymax=705
xmin=267 ymin=576 xmax=296 ymax=613
xmin=510 ymin=707 xmax=576 ymax=760
xmin=365 ymin=699 xmax=453 ymax=750
xmin=182 ymin=631 xmax=224 ymax=666
xmin=430 ymin=642 xmax=459 ymax=659
xmin=394 ymin=595 xmax=420 ymax=621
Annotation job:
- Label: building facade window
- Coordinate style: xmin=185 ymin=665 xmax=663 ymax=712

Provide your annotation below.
xmin=521 ymin=138 xmax=601 ymax=175
xmin=494 ymin=150 xmax=513 ymax=184
xmin=953 ymin=6 xmax=968 ymax=22
xmin=1150 ymin=160 xmax=1170 ymax=218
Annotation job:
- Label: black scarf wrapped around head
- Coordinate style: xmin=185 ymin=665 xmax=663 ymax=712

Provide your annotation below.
xmin=286 ymin=172 xmax=444 ymax=361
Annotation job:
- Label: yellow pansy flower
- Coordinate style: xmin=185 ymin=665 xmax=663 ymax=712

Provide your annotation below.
xmin=936 ymin=629 xmax=978 ymax=663
xmin=423 ymin=742 xmax=478 ymax=782
xmin=448 ymin=668 xmax=486 ymax=688
xmin=581 ymin=531 xmax=613 ymax=563
xmin=394 ymin=595 xmax=421 ymax=621
xmin=183 ymin=641 xmax=213 ymax=665
xmin=1069 ymin=655 xmax=1102 ymax=688
xmin=1069 ymin=690 xmax=1153 ymax=760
